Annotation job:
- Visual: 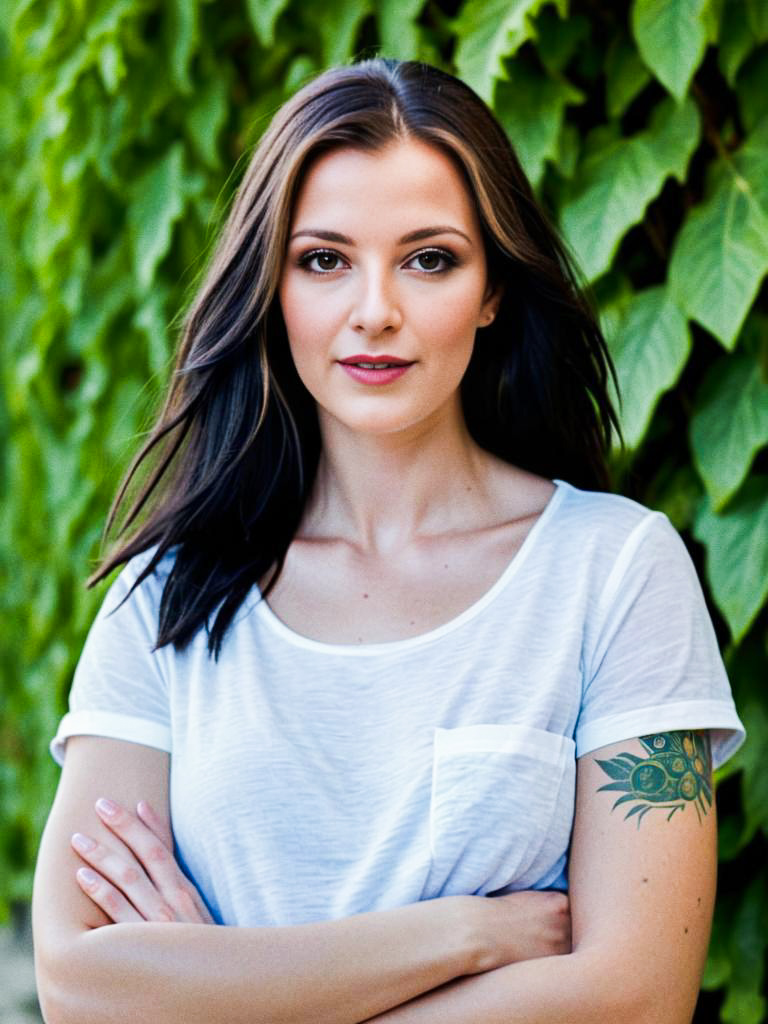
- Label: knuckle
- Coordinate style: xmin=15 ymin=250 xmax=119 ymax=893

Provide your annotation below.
xmin=147 ymin=843 xmax=167 ymax=864
xmin=121 ymin=865 xmax=140 ymax=886
xmin=104 ymin=889 xmax=121 ymax=912
xmin=175 ymin=887 xmax=195 ymax=913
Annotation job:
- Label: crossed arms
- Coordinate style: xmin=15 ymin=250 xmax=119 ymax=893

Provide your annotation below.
xmin=33 ymin=731 xmax=715 ymax=1024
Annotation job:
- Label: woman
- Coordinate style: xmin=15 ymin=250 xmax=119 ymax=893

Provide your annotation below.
xmin=33 ymin=58 xmax=744 ymax=1023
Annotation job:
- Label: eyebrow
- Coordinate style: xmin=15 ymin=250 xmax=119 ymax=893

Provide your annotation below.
xmin=288 ymin=225 xmax=473 ymax=245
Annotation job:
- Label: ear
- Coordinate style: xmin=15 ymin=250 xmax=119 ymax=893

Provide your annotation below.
xmin=478 ymin=280 xmax=504 ymax=327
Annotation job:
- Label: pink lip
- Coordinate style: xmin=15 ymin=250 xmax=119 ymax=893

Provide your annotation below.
xmin=337 ymin=354 xmax=414 ymax=386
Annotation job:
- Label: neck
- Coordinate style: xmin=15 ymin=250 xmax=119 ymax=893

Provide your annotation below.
xmin=302 ymin=399 xmax=499 ymax=555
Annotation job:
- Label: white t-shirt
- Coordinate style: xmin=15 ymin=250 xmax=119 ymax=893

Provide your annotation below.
xmin=51 ymin=478 xmax=745 ymax=926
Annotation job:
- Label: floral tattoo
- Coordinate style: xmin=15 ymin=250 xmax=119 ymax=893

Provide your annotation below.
xmin=595 ymin=731 xmax=712 ymax=826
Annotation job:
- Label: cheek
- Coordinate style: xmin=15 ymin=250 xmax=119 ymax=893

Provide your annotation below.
xmin=416 ymin=284 xmax=483 ymax=351
xmin=279 ymin=282 xmax=324 ymax=373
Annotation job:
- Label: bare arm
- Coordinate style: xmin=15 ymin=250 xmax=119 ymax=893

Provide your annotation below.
xmin=33 ymin=736 xmax=568 ymax=1024
xmin=360 ymin=731 xmax=716 ymax=1024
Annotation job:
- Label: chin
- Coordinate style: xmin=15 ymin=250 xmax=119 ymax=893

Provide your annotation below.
xmin=321 ymin=404 xmax=433 ymax=438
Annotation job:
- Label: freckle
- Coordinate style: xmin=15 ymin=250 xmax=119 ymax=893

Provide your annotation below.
xmin=684 ymin=927 xmax=689 ymax=934
xmin=642 ymin=877 xmax=648 ymax=884
xmin=362 ymin=593 xmax=368 ymax=599
xmin=444 ymin=564 xmax=448 ymax=569
xmin=697 ymin=897 xmax=701 ymax=906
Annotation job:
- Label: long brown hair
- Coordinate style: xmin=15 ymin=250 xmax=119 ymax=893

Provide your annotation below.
xmin=91 ymin=57 xmax=623 ymax=656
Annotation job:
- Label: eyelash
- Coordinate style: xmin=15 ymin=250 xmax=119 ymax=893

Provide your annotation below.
xmin=296 ymin=247 xmax=459 ymax=276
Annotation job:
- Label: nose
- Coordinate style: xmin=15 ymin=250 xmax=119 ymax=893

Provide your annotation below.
xmin=347 ymin=266 xmax=403 ymax=336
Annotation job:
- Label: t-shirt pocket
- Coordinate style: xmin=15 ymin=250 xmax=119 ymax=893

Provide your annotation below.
xmin=423 ymin=723 xmax=576 ymax=898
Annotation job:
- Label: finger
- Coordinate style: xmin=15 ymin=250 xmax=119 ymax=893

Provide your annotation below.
xmin=95 ymin=798 xmax=207 ymax=923
xmin=72 ymin=832 xmax=174 ymax=923
xmin=76 ymin=866 xmax=144 ymax=924
xmin=136 ymin=800 xmax=173 ymax=848
xmin=136 ymin=801 xmax=214 ymax=923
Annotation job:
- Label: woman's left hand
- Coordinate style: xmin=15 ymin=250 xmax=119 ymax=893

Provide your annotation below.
xmin=71 ymin=798 xmax=215 ymax=925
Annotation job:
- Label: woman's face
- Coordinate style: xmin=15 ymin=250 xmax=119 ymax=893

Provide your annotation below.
xmin=278 ymin=138 xmax=501 ymax=439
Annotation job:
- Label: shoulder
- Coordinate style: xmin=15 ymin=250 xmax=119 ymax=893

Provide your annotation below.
xmin=553 ymin=478 xmax=659 ymax=533
xmin=551 ymin=478 xmax=679 ymax=567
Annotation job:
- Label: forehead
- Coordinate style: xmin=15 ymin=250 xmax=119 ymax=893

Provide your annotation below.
xmin=289 ymin=139 xmax=481 ymax=238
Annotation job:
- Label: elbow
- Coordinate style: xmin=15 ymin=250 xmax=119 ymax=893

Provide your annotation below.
xmin=569 ymin=950 xmax=697 ymax=1024
xmin=35 ymin=960 xmax=74 ymax=1024
xmin=35 ymin=934 xmax=103 ymax=1024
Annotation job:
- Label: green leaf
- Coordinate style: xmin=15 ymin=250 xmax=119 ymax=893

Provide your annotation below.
xmin=692 ymin=475 xmax=768 ymax=642
xmin=166 ymin=0 xmax=199 ymax=96
xmin=534 ymin=8 xmax=589 ymax=73
xmin=690 ymin=351 xmax=768 ymax=510
xmin=317 ymin=0 xmax=373 ymax=67
xmin=669 ymin=120 xmax=768 ymax=348
xmin=702 ymin=910 xmax=732 ymax=989
xmin=377 ymin=0 xmax=426 ymax=60
xmin=722 ymin=873 xmax=768 ymax=1024
xmin=184 ymin=70 xmax=229 ymax=169
xmin=127 ymin=143 xmax=187 ymax=293
xmin=606 ymin=284 xmax=691 ymax=450
xmin=630 ymin=0 xmax=711 ymax=100
xmin=737 ymin=47 xmax=768 ymax=133
xmin=133 ymin=285 xmax=173 ymax=380
xmin=453 ymin=0 xmax=565 ymax=104
xmin=746 ymin=0 xmax=768 ymax=38
xmin=555 ymin=121 xmax=579 ymax=180
xmin=735 ymin=700 xmax=768 ymax=839
xmin=96 ymin=37 xmax=125 ymax=95
xmin=604 ymin=31 xmax=652 ymax=118
xmin=595 ymin=757 xmax=631 ymax=781
xmin=494 ymin=60 xmax=584 ymax=188
xmin=561 ymin=95 xmax=699 ymax=282
xmin=719 ymin=0 xmax=760 ymax=84
xmin=245 ymin=0 xmax=292 ymax=47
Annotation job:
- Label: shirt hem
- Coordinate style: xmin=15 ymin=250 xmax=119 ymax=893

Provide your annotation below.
xmin=50 ymin=710 xmax=172 ymax=766
xmin=575 ymin=699 xmax=746 ymax=768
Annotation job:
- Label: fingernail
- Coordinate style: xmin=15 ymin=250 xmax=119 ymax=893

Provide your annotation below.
xmin=71 ymin=833 xmax=96 ymax=853
xmin=95 ymin=797 xmax=118 ymax=817
xmin=77 ymin=867 xmax=99 ymax=888
xmin=137 ymin=800 xmax=152 ymax=817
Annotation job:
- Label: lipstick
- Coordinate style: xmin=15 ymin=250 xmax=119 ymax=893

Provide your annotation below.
xmin=337 ymin=355 xmax=414 ymax=386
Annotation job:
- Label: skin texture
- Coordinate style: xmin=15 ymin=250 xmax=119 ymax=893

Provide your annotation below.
xmin=279 ymin=140 xmax=502 ymax=440
xmin=33 ymin=138 xmax=718 ymax=1024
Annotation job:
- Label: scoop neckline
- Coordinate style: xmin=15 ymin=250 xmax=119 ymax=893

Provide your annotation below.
xmin=254 ymin=477 xmax=570 ymax=656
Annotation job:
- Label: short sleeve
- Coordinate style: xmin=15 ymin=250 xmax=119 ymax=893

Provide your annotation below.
xmin=576 ymin=510 xmax=745 ymax=768
xmin=50 ymin=553 xmax=173 ymax=766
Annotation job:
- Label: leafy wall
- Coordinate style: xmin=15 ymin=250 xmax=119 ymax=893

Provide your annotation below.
xmin=1 ymin=0 xmax=767 ymax=1019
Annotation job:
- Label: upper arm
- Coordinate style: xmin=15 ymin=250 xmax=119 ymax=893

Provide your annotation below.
xmin=33 ymin=737 xmax=170 ymax=969
xmin=569 ymin=729 xmax=716 ymax=1023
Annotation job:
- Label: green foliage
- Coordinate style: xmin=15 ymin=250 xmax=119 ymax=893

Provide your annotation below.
xmin=631 ymin=0 xmax=714 ymax=101
xmin=2 ymin=1 xmax=767 ymax=1019
xmin=606 ymin=284 xmax=691 ymax=451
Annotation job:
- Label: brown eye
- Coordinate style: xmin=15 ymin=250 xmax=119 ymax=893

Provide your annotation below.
xmin=298 ymin=250 xmax=344 ymax=273
xmin=407 ymin=248 xmax=456 ymax=273
xmin=314 ymin=252 xmax=339 ymax=271
xmin=417 ymin=251 xmax=441 ymax=270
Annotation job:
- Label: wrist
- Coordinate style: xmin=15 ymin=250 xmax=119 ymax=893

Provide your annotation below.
xmin=440 ymin=895 xmax=494 ymax=975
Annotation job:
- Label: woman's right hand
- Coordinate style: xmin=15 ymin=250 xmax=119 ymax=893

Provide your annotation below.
xmin=457 ymin=890 xmax=571 ymax=973
xmin=71 ymin=797 xmax=215 ymax=926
